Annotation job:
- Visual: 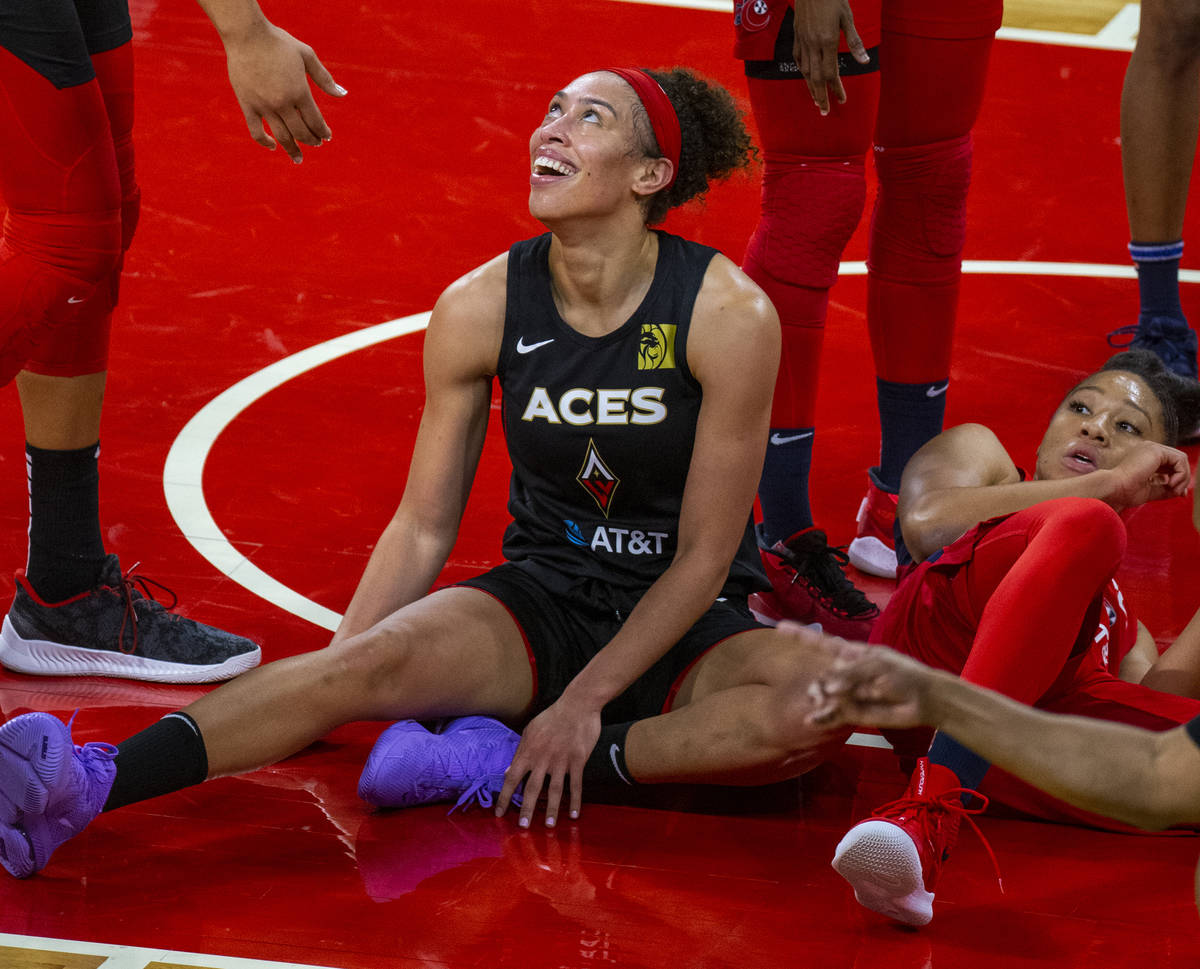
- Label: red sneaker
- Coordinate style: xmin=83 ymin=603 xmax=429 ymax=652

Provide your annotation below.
xmin=749 ymin=525 xmax=879 ymax=640
xmin=831 ymin=757 xmax=993 ymax=926
xmin=848 ymin=469 xmax=899 ymax=579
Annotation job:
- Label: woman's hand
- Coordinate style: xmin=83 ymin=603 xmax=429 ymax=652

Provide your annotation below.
xmin=792 ymin=0 xmax=869 ymax=115
xmin=495 ymin=694 xmax=602 ymax=828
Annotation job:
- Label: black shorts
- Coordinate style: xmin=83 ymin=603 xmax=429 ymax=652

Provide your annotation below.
xmin=1 ymin=0 xmax=132 ymax=89
xmin=458 ymin=562 xmax=767 ymax=724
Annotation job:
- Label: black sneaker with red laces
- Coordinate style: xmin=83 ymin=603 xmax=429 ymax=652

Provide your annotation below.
xmin=0 ymin=554 xmax=261 ymax=683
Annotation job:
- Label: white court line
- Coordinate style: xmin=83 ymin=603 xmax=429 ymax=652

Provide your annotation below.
xmin=162 ymin=312 xmax=430 ymax=632
xmin=0 ymin=931 xmax=342 ymax=969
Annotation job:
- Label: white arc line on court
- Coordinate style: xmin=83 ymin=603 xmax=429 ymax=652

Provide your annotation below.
xmin=163 ymin=311 xmax=431 ymax=631
xmin=162 ymin=260 xmax=1200 ymax=633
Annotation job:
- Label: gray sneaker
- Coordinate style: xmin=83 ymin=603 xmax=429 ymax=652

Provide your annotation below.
xmin=0 ymin=555 xmax=261 ymax=683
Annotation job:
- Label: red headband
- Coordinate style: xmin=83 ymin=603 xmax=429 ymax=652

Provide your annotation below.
xmin=606 ymin=68 xmax=681 ymax=189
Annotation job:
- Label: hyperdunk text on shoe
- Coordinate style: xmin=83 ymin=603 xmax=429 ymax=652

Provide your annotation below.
xmin=0 ymin=554 xmax=261 ymax=683
xmin=0 ymin=712 xmax=116 ymax=878
xmin=359 ymin=716 xmax=521 ymax=812
xmin=831 ymin=758 xmax=992 ymax=927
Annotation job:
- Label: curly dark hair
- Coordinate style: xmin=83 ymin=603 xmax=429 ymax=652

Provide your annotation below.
xmin=1085 ymin=348 xmax=1200 ymax=446
xmin=624 ymin=67 xmax=755 ymax=226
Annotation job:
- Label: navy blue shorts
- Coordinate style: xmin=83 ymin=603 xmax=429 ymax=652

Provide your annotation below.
xmin=458 ymin=562 xmax=767 ymax=724
xmin=1 ymin=0 xmax=131 ymax=88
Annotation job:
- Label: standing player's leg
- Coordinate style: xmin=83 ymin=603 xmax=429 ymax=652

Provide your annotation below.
xmin=0 ymin=3 xmax=259 ymax=684
xmin=738 ymin=0 xmax=883 ymax=637
xmin=1110 ymin=0 xmax=1200 ymax=379
xmin=849 ymin=2 xmax=1000 ymax=581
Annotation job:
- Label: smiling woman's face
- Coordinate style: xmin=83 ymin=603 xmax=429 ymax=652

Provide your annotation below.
xmin=526 ymin=72 xmax=649 ymax=223
xmin=1034 ymin=370 xmax=1166 ymax=481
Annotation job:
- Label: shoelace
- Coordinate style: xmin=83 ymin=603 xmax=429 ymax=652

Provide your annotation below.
xmin=873 ymin=786 xmax=1004 ymax=894
xmin=1107 ymin=319 xmax=1196 ymax=374
xmin=450 ymin=773 xmax=523 ymax=815
xmin=764 ymin=541 xmax=877 ymax=615
xmin=113 ymin=562 xmax=179 ymax=655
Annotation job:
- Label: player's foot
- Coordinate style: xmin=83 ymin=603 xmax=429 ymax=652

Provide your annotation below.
xmin=831 ymin=758 xmax=988 ymax=927
xmin=1108 ymin=314 xmax=1199 ymax=379
xmin=749 ymin=525 xmax=879 ymax=639
xmin=0 ymin=555 xmax=261 ymax=684
xmin=0 ymin=712 xmax=116 ymax=879
xmin=848 ymin=468 xmax=899 ymax=580
xmin=359 ymin=716 xmax=522 ymax=813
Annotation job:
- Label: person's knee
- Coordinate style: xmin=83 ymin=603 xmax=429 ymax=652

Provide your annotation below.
xmin=4 ymin=207 xmax=123 ymax=293
xmin=870 ymin=134 xmax=972 ymax=281
xmin=1025 ymin=497 xmax=1127 ymax=569
xmin=744 ymin=644 xmax=851 ymax=769
xmin=744 ymin=153 xmax=867 ymax=289
xmin=319 ymin=621 xmax=421 ymax=702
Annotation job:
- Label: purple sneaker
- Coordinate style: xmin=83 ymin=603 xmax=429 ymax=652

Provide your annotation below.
xmin=358 ymin=716 xmax=520 ymax=813
xmin=0 ymin=712 xmax=116 ymax=879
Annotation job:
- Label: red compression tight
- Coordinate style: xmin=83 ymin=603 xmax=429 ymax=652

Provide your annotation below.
xmin=743 ymin=27 xmax=995 ymax=427
xmin=0 ymin=40 xmax=137 ymax=382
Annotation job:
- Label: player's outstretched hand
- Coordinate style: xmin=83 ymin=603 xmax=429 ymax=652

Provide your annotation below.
xmin=773 ymin=621 xmax=937 ymax=731
xmin=222 ymin=20 xmax=346 ymax=163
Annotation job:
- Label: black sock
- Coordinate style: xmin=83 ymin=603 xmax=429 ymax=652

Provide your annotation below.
xmin=927 ymin=732 xmax=990 ymax=807
xmin=25 ymin=441 xmax=106 ymax=602
xmin=876 ymin=379 xmax=948 ymax=492
xmin=758 ymin=427 xmax=815 ymax=545
xmin=103 ymin=712 xmax=209 ymax=811
xmin=583 ymin=722 xmax=636 ymax=787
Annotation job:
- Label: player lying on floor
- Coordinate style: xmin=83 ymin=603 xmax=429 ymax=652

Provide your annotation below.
xmin=813 ymin=347 xmax=1200 ymax=926
xmin=794 ymin=626 xmax=1200 ymax=913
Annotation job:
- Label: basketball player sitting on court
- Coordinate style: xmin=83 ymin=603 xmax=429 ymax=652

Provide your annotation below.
xmin=805 ymin=348 xmax=1200 ymax=926
xmin=0 ymin=66 xmax=856 ymax=879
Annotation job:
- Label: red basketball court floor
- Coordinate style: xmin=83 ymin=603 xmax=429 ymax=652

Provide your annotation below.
xmin=1 ymin=2 xmax=1199 ymax=967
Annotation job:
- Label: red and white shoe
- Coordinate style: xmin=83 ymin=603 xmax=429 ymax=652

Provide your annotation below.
xmin=848 ymin=469 xmax=899 ymax=579
xmin=831 ymin=758 xmax=993 ymax=927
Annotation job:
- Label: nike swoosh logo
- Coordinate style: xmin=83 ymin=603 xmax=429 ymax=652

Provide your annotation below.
xmin=926 ymin=382 xmax=950 ymax=398
xmin=516 ymin=337 xmax=555 ymax=354
xmin=609 ymin=744 xmax=632 ymax=785
xmin=67 ymin=296 xmax=86 ymax=304
xmin=769 ymin=431 xmax=814 ymax=445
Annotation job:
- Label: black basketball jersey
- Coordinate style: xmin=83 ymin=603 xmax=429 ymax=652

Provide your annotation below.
xmin=496 ymin=230 xmax=766 ymax=600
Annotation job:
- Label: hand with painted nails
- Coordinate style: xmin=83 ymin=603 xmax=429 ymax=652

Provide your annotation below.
xmin=791 ymin=0 xmax=869 ymax=116
xmin=198 ymin=1 xmax=347 ymax=163
xmin=496 ymin=694 xmax=601 ymax=829
xmin=220 ymin=21 xmax=346 ymax=163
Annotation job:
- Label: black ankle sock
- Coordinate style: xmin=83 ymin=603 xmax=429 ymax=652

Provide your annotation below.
xmin=104 ymin=712 xmax=209 ymax=811
xmin=25 ymin=441 xmax=106 ymax=602
xmin=583 ymin=722 xmax=636 ymax=787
